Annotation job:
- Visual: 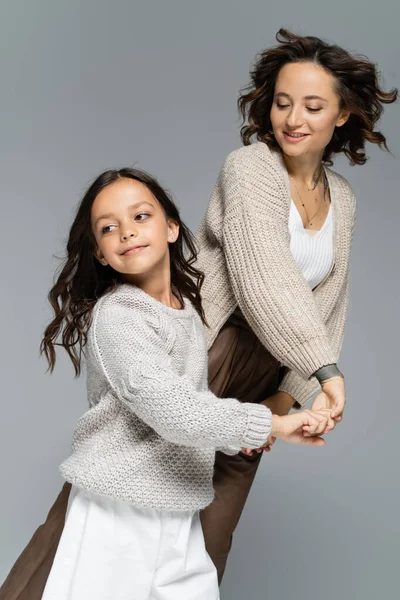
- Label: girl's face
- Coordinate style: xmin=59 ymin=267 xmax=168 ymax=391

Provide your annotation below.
xmin=91 ymin=178 xmax=179 ymax=281
xmin=270 ymin=62 xmax=349 ymax=159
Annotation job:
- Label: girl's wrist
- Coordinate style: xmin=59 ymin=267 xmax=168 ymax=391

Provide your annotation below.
xmin=271 ymin=414 xmax=283 ymax=439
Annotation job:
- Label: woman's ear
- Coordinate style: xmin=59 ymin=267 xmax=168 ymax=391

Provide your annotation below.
xmin=167 ymin=219 xmax=180 ymax=243
xmin=336 ymin=108 xmax=350 ymax=128
xmin=94 ymin=247 xmax=108 ymax=266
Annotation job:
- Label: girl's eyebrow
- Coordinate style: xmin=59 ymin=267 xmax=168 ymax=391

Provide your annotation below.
xmin=95 ymin=201 xmax=154 ymax=226
xmin=274 ymin=91 xmax=327 ymax=102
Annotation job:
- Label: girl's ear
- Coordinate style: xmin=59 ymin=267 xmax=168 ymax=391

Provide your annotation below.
xmin=167 ymin=219 xmax=179 ymax=243
xmin=94 ymin=246 xmax=108 ymax=266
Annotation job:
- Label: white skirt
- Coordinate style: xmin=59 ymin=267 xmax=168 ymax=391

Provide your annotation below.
xmin=42 ymin=486 xmax=219 ymax=600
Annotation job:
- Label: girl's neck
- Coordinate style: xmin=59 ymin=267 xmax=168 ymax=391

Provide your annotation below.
xmin=283 ymin=151 xmax=324 ymax=189
xmin=122 ymin=271 xmax=181 ymax=310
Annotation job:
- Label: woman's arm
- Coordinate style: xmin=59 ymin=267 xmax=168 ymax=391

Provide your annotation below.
xmin=278 ymin=193 xmax=356 ymax=406
xmin=220 ymin=150 xmax=336 ymax=379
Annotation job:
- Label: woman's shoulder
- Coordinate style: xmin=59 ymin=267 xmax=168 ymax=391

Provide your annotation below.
xmin=222 ymin=141 xmax=282 ymax=175
xmin=324 ymin=166 xmax=356 ymax=214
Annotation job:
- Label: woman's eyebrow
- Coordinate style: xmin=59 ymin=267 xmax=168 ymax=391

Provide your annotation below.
xmin=274 ymin=91 xmax=327 ymax=102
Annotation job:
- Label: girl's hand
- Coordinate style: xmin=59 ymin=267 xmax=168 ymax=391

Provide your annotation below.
xmin=242 ymin=435 xmax=275 ymax=456
xmin=243 ymin=409 xmax=334 ymax=454
xmin=272 ymin=409 xmax=333 ymax=445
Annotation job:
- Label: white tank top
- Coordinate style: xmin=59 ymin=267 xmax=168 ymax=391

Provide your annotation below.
xmin=288 ymin=200 xmax=334 ymax=290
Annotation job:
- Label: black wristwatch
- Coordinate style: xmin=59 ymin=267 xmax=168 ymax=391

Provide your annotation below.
xmin=312 ymin=364 xmax=344 ymax=384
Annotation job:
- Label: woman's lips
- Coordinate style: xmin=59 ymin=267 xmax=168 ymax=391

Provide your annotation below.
xmin=283 ymin=131 xmax=310 ymax=143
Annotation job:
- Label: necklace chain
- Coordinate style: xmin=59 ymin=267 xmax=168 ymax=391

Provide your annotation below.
xmin=290 ymin=169 xmax=329 ymax=227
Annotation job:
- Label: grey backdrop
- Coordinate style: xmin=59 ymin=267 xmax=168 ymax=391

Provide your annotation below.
xmin=1 ymin=1 xmax=399 ymax=598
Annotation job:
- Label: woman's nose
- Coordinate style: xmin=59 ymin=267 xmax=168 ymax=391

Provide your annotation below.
xmin=286 ymin=106 xmax=304 ymax=128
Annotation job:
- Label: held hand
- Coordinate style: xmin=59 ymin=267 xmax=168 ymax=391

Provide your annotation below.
xmin=242 ymin=409 xmax=335 ymax=454
xmin=312 ymin=376 xmax=346 ymax=422
xmin=271 ymin=409 xmax=332 ymax=446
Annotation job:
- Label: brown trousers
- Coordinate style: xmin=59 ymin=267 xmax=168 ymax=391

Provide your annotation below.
xmin=0 ymin=309 xmax=290 ymax=597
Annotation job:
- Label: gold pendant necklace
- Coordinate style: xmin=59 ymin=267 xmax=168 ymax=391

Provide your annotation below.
xmin=290 ymin=172 xmax=328 ymax=227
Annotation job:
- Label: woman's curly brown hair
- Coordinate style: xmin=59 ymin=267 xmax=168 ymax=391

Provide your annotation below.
xmin=238 ymin=28 xmax=398 ymax=165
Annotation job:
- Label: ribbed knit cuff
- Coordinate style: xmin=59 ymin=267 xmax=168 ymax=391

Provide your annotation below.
xmin=278 ymin=375 xmax=320 ymax=407
xmin=284 ymin=336 xmax=337 ymax=379
xmin=241 ymin=404 xmax=272 ymax=449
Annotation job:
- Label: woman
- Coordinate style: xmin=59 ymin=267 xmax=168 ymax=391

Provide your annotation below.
xmin=1 ymin=29 xmax=396 ymax=597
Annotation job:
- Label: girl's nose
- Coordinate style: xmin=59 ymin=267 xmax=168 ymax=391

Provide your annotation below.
xmin=121 ymin=231 xmax=135 ymax=240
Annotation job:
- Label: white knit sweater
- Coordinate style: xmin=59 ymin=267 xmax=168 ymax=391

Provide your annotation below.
xmin=60 ymin=284 xmax=272 ymax=512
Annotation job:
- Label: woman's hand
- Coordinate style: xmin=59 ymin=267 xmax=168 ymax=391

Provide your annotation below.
xmin=312 ymin=376 xmax=346 ymax=421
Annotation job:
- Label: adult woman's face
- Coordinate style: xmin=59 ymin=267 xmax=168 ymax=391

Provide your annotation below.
xmin=270 ymin=61 xmax=349 ymax=159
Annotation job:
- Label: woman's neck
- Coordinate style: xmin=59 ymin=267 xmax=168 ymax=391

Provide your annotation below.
xmin=283 ymin=152 xmax=324 ymax=189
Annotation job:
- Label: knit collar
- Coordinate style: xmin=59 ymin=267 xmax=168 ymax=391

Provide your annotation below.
xmin=117 ymin=283 xmax=195 ymax=320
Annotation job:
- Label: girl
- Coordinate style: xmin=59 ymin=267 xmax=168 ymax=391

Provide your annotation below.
xmin=38 ymin=168 xmax=330 ymax=599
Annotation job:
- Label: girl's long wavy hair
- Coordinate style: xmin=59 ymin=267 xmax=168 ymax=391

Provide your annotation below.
xmin=239 ymin=28 xmax=398 ymax=165
xmin=41 ymin=168 xmax=206 ymax=376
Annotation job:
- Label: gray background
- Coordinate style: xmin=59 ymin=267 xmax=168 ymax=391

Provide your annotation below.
xmin=1 ymin=1 xmax=399 ymax=598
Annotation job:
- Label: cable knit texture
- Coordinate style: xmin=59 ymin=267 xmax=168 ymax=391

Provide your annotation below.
xmin=196 ymin=142 xmax=356 ymax=406
xmin=60 ymin=284 xmax=272 ymax=512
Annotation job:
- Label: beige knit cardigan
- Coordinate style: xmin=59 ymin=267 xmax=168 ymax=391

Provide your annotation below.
xmin=195 ymin=141 xmax=356 ymax=406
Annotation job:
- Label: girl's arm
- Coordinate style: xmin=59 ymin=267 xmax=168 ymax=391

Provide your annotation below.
xmin=93 ymin=294 xmax=272 ymax=451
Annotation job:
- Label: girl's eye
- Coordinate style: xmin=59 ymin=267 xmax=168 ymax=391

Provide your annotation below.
xmin=135 ymin=213 xmax=150 ymax=221
xmin=101 ymin=224 xmax=116 ymax=234
xmin=307 ymin=107 xmax=322 ymax=112
xmin=276 ymin=103 xmax=290 ymax=109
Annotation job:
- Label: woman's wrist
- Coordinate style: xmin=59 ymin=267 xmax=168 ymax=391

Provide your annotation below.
xmin=312 ymin=364 xmax=344 ymax=384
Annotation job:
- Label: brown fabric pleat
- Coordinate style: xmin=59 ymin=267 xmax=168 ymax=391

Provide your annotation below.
xmin=0 ymin=308 xmax=289 ymax=596
xmin=201 ymin=308 xmax=286 ymax=584
xmin=0 ymin=482 xmax=71 ymax=599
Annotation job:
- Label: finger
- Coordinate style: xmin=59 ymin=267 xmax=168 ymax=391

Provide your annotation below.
xmin=303 ymin=412 xmax=328 ymax=435
xmin=331 ymin=402 xmax=345 ymax=419
xmin=302 ymin=436 xmax=326 ymax=446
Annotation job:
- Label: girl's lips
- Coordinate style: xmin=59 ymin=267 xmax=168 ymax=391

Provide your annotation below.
xmin=123 ymin=246 xmax=148 ymax=256
xmin=283 ymin=131 xmax=310 ymax=143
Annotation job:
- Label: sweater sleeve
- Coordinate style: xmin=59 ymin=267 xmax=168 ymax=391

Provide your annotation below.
xmin=278 ymin=193 xmax=356 ymax=405
xmin=93 ymin=296 xmax=272 ymax=450
xmin=220 ymin=152 xmax=336 ymax=380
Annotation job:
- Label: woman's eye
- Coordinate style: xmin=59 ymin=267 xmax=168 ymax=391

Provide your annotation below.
xmin=101 ymin=225 xmax=116 ymax=234
xmin=307 ymin=107 xmax=322 ymax=112
xmin=276 ymin=103 xmax=290 ymax=109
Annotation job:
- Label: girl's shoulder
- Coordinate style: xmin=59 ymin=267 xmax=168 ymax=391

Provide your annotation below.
xmin=92 ymin=284 xmax=197 ymax=338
